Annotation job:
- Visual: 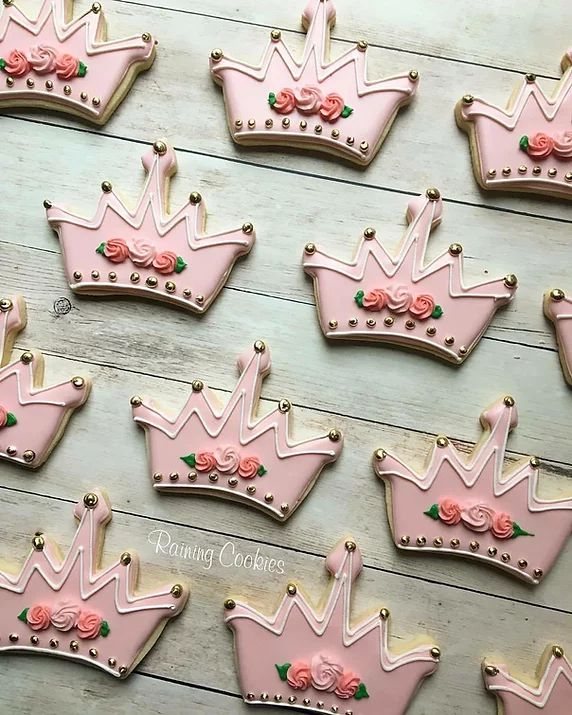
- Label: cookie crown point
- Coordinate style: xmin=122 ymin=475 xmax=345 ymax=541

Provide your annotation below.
xmin=47 ymin=142 xmax=255 ymax=313
xmin=545 ymin=288 xmax=572 ymax=384
xmin=0 ymin=0 xmax=155 ymax=124
xmin=375 ymin=397 xmax=572 ymax=584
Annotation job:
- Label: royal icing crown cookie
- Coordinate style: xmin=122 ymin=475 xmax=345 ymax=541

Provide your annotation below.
xmin=209 ymin=0 xmax=419 ymax=165
xmin=131 ymin=340 xmax=343 ymax=521
xmin=0 ymin=293 xmax=90 ymax=468
xmin=456 ymin=49 xmax=572 ymax=198
xmin=0 ymin=0 xmax=155 ymax=125
xmin=303 ymin=189 xmax=517 ymax=364
xmin=544 ymin=288 xmax=572 ymax=386
xmin=483 ymin=645 xmax=571 ymax=714
xmin=224 ymin=539 xmax=440 ymax=714
xmin=0 ymin=490 xmax=188 ymax=677
xmin=46 ymin=140 xmax=255 ymax=313
xmin=374 ymin=396 xmax=572 ymax=584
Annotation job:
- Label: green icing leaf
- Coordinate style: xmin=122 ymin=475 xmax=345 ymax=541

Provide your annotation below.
xmin=175 ymin=256 xmax=187 ymax=273
xmin=5 ymin=413 xmax=16 ymax=427
xmin=77 ymin=62 xmax=87 ymax=78
xmin=95 ymin=242 xmax=106 ymax=255
xmin=0 ymin=59 xmax=6 ymax=71
xmin=341 ymin=105 xmax=353 ymax=118
xmin=268 ymin=92 xmax=277 ymax=106
xmin=512 ymin=522 xmax=534 ymax=538
xmin=100 ymin=620 xmax=110 ymax=637
xmin=354 ymin=290 xmax=364 ymax=308
xmin=17 ymin=608 xmax=29 ymax=623
xmin=257 ymin=465 xmax=267 ymax=476
xmin=355 ymin=682 xmax=369 ymax=700
xmin=275 ymin=663 xmax=291 ymax=681
xmin=424 ymin=503 xmax=440 ymax=520
xmin=519 ymin=135 xmax=529 ymax=151
xmin=181 ymin=453 xmax=196 ymax=467
xmin=431 ymin=305 xmax=443 ymax=319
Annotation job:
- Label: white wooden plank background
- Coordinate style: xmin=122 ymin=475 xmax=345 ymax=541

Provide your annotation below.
xmin=1 ymin=1 xmax=572 ymax=713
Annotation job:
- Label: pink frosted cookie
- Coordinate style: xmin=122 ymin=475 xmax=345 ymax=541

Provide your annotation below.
xmin=456 ymin=49 xmax=572 ymax=198
xmin=0 ymin=293 xmax=90 ymax=468
xmin=0 ymin=0 xmax=155 ymax=125
xmin=224 ymin=539 xmax=440 ymax=714
xmin=46 ymin=140 xmax=255 ymax=313
xmin=544 ymin=288 xmax=572 ymax=386
xmin=131 ymin=340 xmax=343 ymax=521
xmin=303 ymin=188 xmax=517 ymax=364
xmin=483 ymin=645 xmax=571 ymax=714
xmin=209 ymin=0 xmax=419 ymax=166
xmin=374 ymin=396 xmax=572 ymax=584
xmin=0 ymin=490 xmax=188 ymax=677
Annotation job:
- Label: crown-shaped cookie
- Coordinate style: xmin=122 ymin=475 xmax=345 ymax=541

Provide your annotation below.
xmin=0 ymin=0 xmax=155 ymax=124
xmin=131 ymin=340 xmax=343 ymax=521
xmin=224 ymin=539 xmax=440 ymax=714
xmin=374 ymin=396 xmax=572 ymax=584
xmin=46 ymin=140 xmax=255 ymax=313
xmin=483 ymin=645 xmax=571 ymax=714
xmin=209 ymin=0 xmax=418 ymax=165
xmin=456 ymin=50 xmax=572 ymax=198
xmin=0 ymin=490 xmax=188 ymax=677
xmin=0 ymin=293 xmax=90 ymax=468
xmin=303 ymin=189 xmax=517 ymax=364
xmin=544 ymin=288 xmax=572 ymax=386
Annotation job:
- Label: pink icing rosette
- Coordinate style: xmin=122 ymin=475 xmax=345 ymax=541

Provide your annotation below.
xmin=362 ymin=288 xmax=387 ymax=311
xmin=310 ymin=653 xmax=344 ymax=692
xmin=526 ymin=132 xmax=554 ymax=159
xmin=295 ymin=85 xmax=324 ymax=114
xmin=319 ymin=93 xmax=345 ymax=122
xmin=104 ymin=238 xmax=130 ymax=263
xmin=334 ymin=671 xmax=361 ymax=699
xmin=491 ymin=511 xmax=513 ymax=539
xmin=27 ymin=604 xmax=52 ymax=630
xmin=129 ymin=239 xmax=156 ymax=267
xmin=0 ymin=405 xmax=7 ymax=428
xmin=385 ymin=284 xmax=413 ymax=313
xmin=195 ymin=451 xmax=217 ymax=472
xmin=237 ymin=456 xmax=261 ymax=479
xmin=77 ymin=611 xmax=102 ymax=639
xmin=409 ymin=294 xmax=435 ymax=320
xmin=214 ymin=446 xmax=240 ymax=474
xmin=50 ymin=601 xmax=80 ymax=631
xmin=287 ymin=662 xmax=312 ymax=690
xmin=5 ymin=49 xmax=30 ymax=77
xmin=29 ymin=45 xmax=58 ymax=74
xmin=273 ymin=88 xmax=297 ymax=114
xmin=438 ymin=498 xmax=462 ymax=525
xmin=553 ymin=131 xmax=572 ymax=158
xmin=153 ymin=251 xmax=178 ymax=275
xmin=461 ymin=504 xmax=494 ymax=532
xmin=55 ymin=54 xmax=79 ymax=80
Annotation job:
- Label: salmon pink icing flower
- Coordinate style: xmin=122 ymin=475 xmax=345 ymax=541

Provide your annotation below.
xmin=77 ymin=611 xmax=103 ymax=639
xmin=319 ymin=93 xmax=345 ymax=122
xmin=295 ymin=85 xmax=324 ymax=114
xmin=29 ymin=45 xmax=58 ymax=74
xmin=438 ymin=498 xmax=462 ymax=525
xmin=491 ymin=511 xmax=514 ymax=539
xmin=103 ymin=238 xmax=130 ymax=263
xmin=385 ymin=284 xmax=413 ymax=313
xmin=409 ymin=294 xmax=436 ymax=320
xmin=50 ymin=601 xmax=80 ymax=631
xmin=26 ymin=604 xmax=52 ymax=630
xmin=195 ymin=451 xmax=217 ymax=472
xmin=273 ymin=88 xmax=297 ymax=114
xmin=5 ymin=49 xmax=30 ymax=77
xmin=553 ymin=131 xmax=572 ymax=158
xmin=153 ymin=251 xmax=178 ymax=275
xmin=311 ymin=653 xmax=344 ymax=691
xmin=362 ymin=288 xmax=387 ymax=311
xmin=55 ymin=54 xmax=79 ymax=80
xmin=335 ymin=671 xmax=361 ymax=699
xmin=129 ymin=239 xmax=156 ymax=267
xmin=287 ymin=662 xmax=312 ymax=690
xmin=214 ymin=446 xmax=240 ymax=473
xmin=526 ymin=132 xmax=554 ymax=159
xmin=461 ymin=503 xmax=494 ymax=532
xmin=0 ymin=405 xmax=7 ymax=428
xmin=238 ymin=455 xmax=261 ymax=478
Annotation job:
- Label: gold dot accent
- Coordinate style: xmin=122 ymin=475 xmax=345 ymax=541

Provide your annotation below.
xmin=278 ymin=399 xmax=291 ymax=413
xmin=120 ymin=552 xmax=132 ymax=565
xmin=487 ymin=169 xmax=496 ymax=178
xmin=210 ymin=48 xmax=223 ymax=61
xmin=130 ymin=395 xmax=142 ymax=407
xmin=224 ymin=599 xmax=236 ymax=610
xmin=287 ymin=583 xmax=297 ymax=596
xmin=450 ymin=538 xmax=460 ymax=548
xmin=553 ymin=645 xmax=564 ymax=658
xmin=265 ymin=118 xmax=273 ymax=128
xmin=550 ymin=288 xmax=565 ymax=301
xmin=533 ymin=166 xmax=541 ymax=175
xmin=484 ymin=665 xmax=499 ymax=676
xmin=518 ymin=165 xmax=527 ymax=174
xmin=23 ymin=450 xmax=35 ymax=463
xmin=426 ymin=187 xmax=440 ymax=201
xmin=363 ymin=227 xmax=376 ymax=239
xmin=374 ymin=449 xmax=386 ymax=461
xmin=430 ymin=647 xmax=441 ymax=660
xmin=503 ymin=395 xmax=515 ymax=407
xmin=548 ymin=168 xmax=557 ymax=178
xmin=146 ymin=276 xmax=158 ymax=288
xmin=314 ymin=125 xmax=323 ymax=134
xmin=300 ymin=120 xmax=307 ymax=130
xmin=254 ymin=340 xmax=266 ymax=353
xmin=462 ymin=94 xmax=474 ymax=104
xmin=525 ymin=72 xmax=536 ymax=83
xmin=282 ymin=118 xmax=290 ymax=128
xmin=379 ymin=608 xmax=390 ymax=620
xmin=165 ymin=281 xmax=176 ymax=293
xmin=130 ymin=272 xmax=140 ymax=283
xmin=171 ymin=584 xmax=184 ymax=598
xmin=26 ymin=78 xmax=35 ymax=88
xmin=488 ymin=547 xmax=497 ymax=557
xmin=449 ymin=243 xmax=462 ymax=255
xmin=436 ymin=436 xmax=449 ymax=448
xmin=83 ymin=493 xmax=99 ymax=509
xmin=189 ymin=191 xmax=202 ymax=205
xmin=502 ymin=167 xmax=511 ymax=176
xmin=416 ymin=536 xmax=426 ymax=546
xmin=400 ymin=535 xmax=410 ymax=545
xmin=504 ymin=274 xmax=518 ymax=288
xmin=270 ymin=29 xmax=281 ymax=41
xmin=91 ymin=270 xmax=100 ymax=280
xmin=384 ymin=316 xmax=394 ymax=326
xmin=153 ymin=141 xmax=167 ymax=155
xmin=357 ymin=40 xmax=368 ymax=51
xmin=192 ymin=379 xmax=204 ymax=392
xmin=344 ymin=540 xmax=356 ymax=552
xmin=63 ymin=85 xmax=71 ymax=95
xmin=409 ymin=69 xmax=419 ymax=81
xmin=248 ymin=119 xmax=255 ymax=129
xmin=21 ymin=351 xmax=33 ymax=364
xmin=469 ymin=540 xmax=479 ymax=551
xmin=242 ymin=222 xmax=254 ymax=234
xmin=328 ymin=429 xmax=342 ymax=442
xmin=501 ymin=553 xmax=510 ymax=562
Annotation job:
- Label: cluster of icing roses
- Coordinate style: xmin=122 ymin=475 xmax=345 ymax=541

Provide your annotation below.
xmin=181 ymin=445 xmax=267 ymax=478
xmin=268 ymin=86 xmax=353 ymax=122
xmin=355 ymin=286 xmax=443 ymax=320
xmin=0 ymin=404 xmax=17 ymax=429
xmin=424 ymin=498 xmax=533 ymax=539
xmin=0 ymin=46 xmax=87 ymax=79
xmin=519 ymin=131 xmax=572 ymax=159
xmin=96 ymin=238 xmax=187 ymax=275
xmin=275 ymin=654 xmax=369 ymax=701
xmin=18 ymin=601 xmax=110 ymax=639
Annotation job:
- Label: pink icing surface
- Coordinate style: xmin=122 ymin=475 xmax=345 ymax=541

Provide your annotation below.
xmin=375 ymin=398 xmax=572 ymax=584
xmin=225 ymin=540 xmax=439 ymax=714
xmin=0 ymin=491 xmax=188 ymax=677
xmin=303 ymin=191 xmax=516 ymax=364
xmin=132 ymin=342 xmax=343 ymax=521
xmin=46 ymin=142 xmax=255 ymax=313
xmin=0 ymin=0 xmax=155 ymax=124
xmin=210 ymin=0 xmax=418 ymax=165
xmin=544 ymin=291 xmax=572 ymax=386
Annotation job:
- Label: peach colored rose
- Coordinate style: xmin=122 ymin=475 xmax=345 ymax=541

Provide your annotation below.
xmin=295 ymin=85 xmax=324 ymax=114
xmin=214 ymin=446 xmax=240 ymax=473
xmin=319 ymin=93 xmax=345 ymax=122
xmin=334 ymin=671 xmax=361 ymax=699
xmin=491 ymin=511 xmax=513 ymax=539
xmin=553 ymin=131 xmax=572 ymax=158
xmin=0 ymin=405 xmax=7 ymax=429
xmin=55 ymin=54 xmax=79 ymax=80
xmin=104 ymin=238 xmax=130 ymax=263
xmin=438 ymin=498 xmax=462 ymax=526
xmin=287 ymin=662 xmax=311 ymax=690
xmin=409 ymin=294 xmax=436 ymax=320
xmin=238 ymin=456 xmax=261 ymax=479
xmin=526 ymin=132 xmax=554 ymax=159
xmin=27 ymin=604 xmax=52 ymax=630
xmin=362 ymin=289 xmax=387 ymax=311
xmin=273 ymin=89 xmax=297 ymax=114
xmin=5 ymin=49 xmax=30 ymax=77
xmin=152 ymin=251 xmax=178 ymax=275
xmin=129 ymin=239 xmax=156 ymax=267
xmin=385 ymin=284 xmax=413 ymax=313
xmin=77 ymin=611 xmax=102 ymax=639
xmin=311 ymin=653 xmax=343 ymax=692
xmin=461 ymin=504 xmax=494 ymax=532
xmin=195 ymin=451 xmax=217 ymax=472
xmin=29 ymin=45 xmax=58 ymax=74
xmin=50 ymin=601 xmax=79 ymax=631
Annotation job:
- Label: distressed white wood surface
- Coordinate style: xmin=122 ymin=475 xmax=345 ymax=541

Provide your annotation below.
xmin=0 ymin=0 xmax=571 ymax=713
